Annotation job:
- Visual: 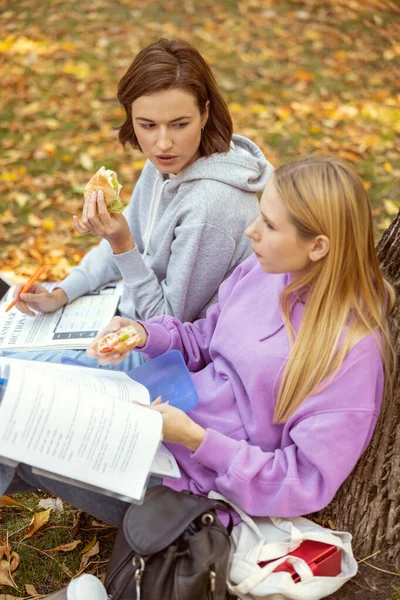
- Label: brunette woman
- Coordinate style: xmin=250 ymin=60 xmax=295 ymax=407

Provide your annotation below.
xmin=7 ymin=38 xmax=271 ymax=370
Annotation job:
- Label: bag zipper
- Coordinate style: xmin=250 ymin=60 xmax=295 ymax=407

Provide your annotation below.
xmin=134 ymin=556 xmax=145 ymax=600
xmin=106 ymin=551 xmax=140 ymax=600
xmin=209 ymin=563 xmax=216 ymax=600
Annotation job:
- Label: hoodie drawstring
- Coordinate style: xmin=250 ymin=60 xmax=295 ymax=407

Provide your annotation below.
xmin=143 ymin=175 xmax=171 ymax=260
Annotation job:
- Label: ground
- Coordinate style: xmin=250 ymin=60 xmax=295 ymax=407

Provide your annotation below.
xmin=0 ymin=0 xmax=399 ymax=597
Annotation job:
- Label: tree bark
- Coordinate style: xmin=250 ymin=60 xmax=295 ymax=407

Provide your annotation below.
xmin=316 ymin=212 xmax=400 ymax=566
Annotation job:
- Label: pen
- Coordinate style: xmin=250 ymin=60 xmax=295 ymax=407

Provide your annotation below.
xmin=0 ymin=377 xmax=7 ymax=404
xmin=5 ymin=265 xmax=48 ymax=313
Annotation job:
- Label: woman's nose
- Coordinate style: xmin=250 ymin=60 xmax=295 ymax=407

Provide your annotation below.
xmin=245 ymin=220 xmax=257 ymax=239
xmin=157 ymin=129 xmax=173 ymax=151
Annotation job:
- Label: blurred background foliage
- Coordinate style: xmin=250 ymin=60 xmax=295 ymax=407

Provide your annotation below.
xmin=0 ymin=0 xmax=399 ymax=283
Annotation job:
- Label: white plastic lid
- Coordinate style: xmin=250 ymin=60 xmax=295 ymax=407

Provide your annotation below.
xmin=67 ymin=574 xmax=108 ymax=600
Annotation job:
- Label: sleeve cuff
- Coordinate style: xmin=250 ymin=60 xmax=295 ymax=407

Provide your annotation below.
xmin=113 ymin=246 xmax=149 ymax=285
xmin=57 ymin=271 xmax=91 ymax=303
xmin=192 ymin=428 xmax=240 ymax=476
xmin=137 ymin=320 xmax=172 ymax=358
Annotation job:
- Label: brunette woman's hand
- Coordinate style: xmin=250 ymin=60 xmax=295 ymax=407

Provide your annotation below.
xmin=73 ymin=190 xmax=135 ymax=254
xmin=13 ymin=283 xmax=67 ymax=316
xmin=86 ymin=316 xmax=148 ymax=365
xmin=150 ymin=397 xmax=206 ymax=451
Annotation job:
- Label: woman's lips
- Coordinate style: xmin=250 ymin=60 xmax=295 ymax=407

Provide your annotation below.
xmin=155 ymin=155 xmax=178 ymax=164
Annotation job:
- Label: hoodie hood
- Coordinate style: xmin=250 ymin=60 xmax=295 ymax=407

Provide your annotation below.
xmin=141 ymin=134 xmax=271 ymax=259
xmin=166 ymin=134 xmax=272 ymax=193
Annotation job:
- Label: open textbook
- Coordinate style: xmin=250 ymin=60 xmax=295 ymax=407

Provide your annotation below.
xmin=0 ymin=274 xmax=122 ymax=352
xmin=0 ymin=358 xmax=180 ymax=502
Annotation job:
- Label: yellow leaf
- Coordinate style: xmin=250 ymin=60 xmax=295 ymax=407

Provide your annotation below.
xmin=305 ymin=28 xmax=321 ymax=41
xmin=64 ymin=61 xmax=91 ymax=79
xmin=42 ymin=218 xmax=55 ymax=232
xmin=309 ymin=125 xmax=320 ymax=134
xmin=131 ymin=159 xmax=146 ymax=170
xmin=383 ymin=199 xmax=399 ymax=216
xmin=51 ymin=540 xmax=81 ymax=552
xmin=383 ymin=161 xmax=393 ymax=173
xmin=23 ymin=508 xmax=51 ymax=539
xmin=80 ymin=535 xmax=97 ymax=554
xmin=0 ymin=496 xmax=22 ymax=508
xmin=275 ymin=107 xmax=291 ymax=120
xmin=227 ymin=102 xmax=243 ymax=113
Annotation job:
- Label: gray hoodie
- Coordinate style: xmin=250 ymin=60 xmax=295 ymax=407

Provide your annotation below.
xmin=59 ymin=135 xmax=273 ymax=322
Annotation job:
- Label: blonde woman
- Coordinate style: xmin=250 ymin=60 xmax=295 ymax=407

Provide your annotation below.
xmin=6 ymin=157 xmax=394 ymax=526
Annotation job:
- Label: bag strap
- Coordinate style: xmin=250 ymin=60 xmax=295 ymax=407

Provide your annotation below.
xmin=230 ymin=555 xmax=314 ymax=595
xmin=209 ymin=491 xmax=346 ymax=561
xmin=209 ymin=492 xmax=303 ymax=557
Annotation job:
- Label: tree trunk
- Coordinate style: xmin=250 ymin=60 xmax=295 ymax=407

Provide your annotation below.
xmin=317 ymin=212 xmax=400 ymax=566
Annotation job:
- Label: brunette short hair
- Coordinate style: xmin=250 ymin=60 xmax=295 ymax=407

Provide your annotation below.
xmin=117 ymin=39 xmax=233 ymax=156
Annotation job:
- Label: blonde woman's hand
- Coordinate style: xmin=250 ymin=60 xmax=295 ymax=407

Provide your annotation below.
xmin=150 ymin=397 xmax=206 ymax=451
xmin=86 ymin=316 xmax=148 ymax=365
xmin=73 ymin=190 xmax=134 ymax=255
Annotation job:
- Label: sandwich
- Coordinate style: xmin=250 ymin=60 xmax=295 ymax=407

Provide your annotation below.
xmin=84 ymin=166 xmax=125 ymax=213
xmin=94 ymin=325 xmax=144 ymax=354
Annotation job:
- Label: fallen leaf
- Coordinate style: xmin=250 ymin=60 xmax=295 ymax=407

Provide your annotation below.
xmin=23 ymin=509 xmax=51 ymax=539
xmin=79 ymin=153 xmax=94 ymax=170
xmin=0 ymin=595 xmax=21 ymax=599
xmin=0 ymin=560 xmax=17 ymax=589
xmin=79 ymin=541 xmax=100 ymax=572
xmin=38 ymin=497 xmax=64 ymax=513
xmin=71 ymin=509 xmax=83 ymax=538
xmin=60 ymin=563 xmax=74 ymax=578
xmin=27 ymin=214 xmax=42 ymax=228
xmin=80 ymin=535 xmax=97 ymax=555
xmin=25 ymin=583 xmax=39 ymax=596
xmin=9 ymin=552 xmax=19 ymax=572
xmin=0 ymin=496 xmax=22 ymax=508
xmin=91 ymin=520 xmax=113 ymax=528
xmin=51 ymin=540 xmax=81 ymax=552
xmin=383 ymin=199 xmax=399 ymax=216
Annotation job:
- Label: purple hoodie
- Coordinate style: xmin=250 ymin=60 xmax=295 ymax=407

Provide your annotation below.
xmin=139 ymin=254 xmax=383 ymax=517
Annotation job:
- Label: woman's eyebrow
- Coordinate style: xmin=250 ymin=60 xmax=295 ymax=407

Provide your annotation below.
xmin=261 ymin=210 xmax=276 ymax=227
xmin=135 ymin=116 xmax=192 ymax=123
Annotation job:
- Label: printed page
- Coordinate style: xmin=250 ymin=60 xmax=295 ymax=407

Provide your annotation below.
xmin=0 ymin=358 xmax=162 ymax=500
xmin=150 ymin=444 xmax=181 ymax=478
xmin=0 ymin=284 xmax=120 ymax=351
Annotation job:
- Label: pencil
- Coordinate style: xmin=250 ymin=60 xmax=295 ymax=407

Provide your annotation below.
xmin=5 ymin=265 xmax=48 ymax=313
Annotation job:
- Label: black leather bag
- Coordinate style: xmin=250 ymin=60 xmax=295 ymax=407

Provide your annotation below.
xmin=105 ymin=485 xmax=234 ymax=600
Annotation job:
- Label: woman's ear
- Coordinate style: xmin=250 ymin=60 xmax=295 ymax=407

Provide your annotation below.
xmin=309 ymin=235 xmax=330 ymax=263
xmin=202 ymin=100 xmax=210 ymax=128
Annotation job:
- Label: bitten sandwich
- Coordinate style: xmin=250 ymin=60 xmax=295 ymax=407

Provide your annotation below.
xmin=84 ymin=166 xmax=125 ymax=213
xmin=94 ymin=325 xmax=144 ymax=354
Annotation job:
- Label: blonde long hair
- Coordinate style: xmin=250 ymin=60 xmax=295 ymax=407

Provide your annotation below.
xmin=273 ymin=156 xmax=395 ymax=424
